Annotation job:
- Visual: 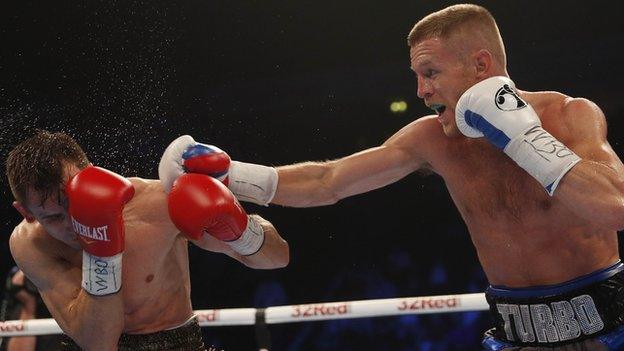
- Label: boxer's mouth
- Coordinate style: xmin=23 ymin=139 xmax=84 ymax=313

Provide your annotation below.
xmin=430 ymin=104 xmax=446 ymax=115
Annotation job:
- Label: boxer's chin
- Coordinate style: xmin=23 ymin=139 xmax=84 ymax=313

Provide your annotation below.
xmin=440 ymin=119 xmax=462 ymax=137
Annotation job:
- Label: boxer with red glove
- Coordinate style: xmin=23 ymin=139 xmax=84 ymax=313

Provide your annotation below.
xmin=158 ymin=135 xmax=278 ymax=206
xmin=66 ymin=166 xmax=135 ymax=295
xmin=168 ymin=173 xmax=265 ymax=256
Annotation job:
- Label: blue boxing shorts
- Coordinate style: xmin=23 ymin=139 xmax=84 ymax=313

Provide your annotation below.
xmin=482 ymin=261 xmax=624 ymax=351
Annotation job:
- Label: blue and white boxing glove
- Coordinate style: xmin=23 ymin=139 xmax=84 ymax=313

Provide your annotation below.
xmin=455 ymin=76 xmax=581 ymax=195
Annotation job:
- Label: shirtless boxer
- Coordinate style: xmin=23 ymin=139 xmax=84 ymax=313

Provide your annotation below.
xmin=158 ymin=4 xmax=624 ymax=350
xmin=6 ymin=131 xmax=289 ymax=350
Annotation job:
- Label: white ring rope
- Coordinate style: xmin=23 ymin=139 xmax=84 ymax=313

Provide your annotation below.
xmin=0 ymin=292 xmax=489 ymax=337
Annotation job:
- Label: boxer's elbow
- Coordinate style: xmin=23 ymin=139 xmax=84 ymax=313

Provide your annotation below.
xmin=317 ymin=163 xmax=345 ymax=206
xmin=65 ymin=297 xmax=123 ymax=349
xmin=273 ymin=240 xmax=290 ymax=268
xmin=267 ymin=231 xmax=290 ymax=269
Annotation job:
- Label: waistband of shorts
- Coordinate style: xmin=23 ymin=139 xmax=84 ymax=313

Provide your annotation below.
xmin=118 ymin=317 xmax=205 ymax=350
xmin=487 ymin=260 xmax=623 ymax=299
xmin=60 ymin=317 xmax=206 ymax=351
xmin=165 ymin=314 xmax=197 ymax=330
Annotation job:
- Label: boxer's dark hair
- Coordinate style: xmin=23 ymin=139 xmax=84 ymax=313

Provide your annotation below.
xmin=5 ymin=130 xmax=89 ymax=206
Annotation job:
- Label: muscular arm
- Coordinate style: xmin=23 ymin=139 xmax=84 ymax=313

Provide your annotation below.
xmin=191 ymin=215 xmax=289 ymax=269
xmin=272 ymin=119 xmax=429 ymax=207
xmin=555 ymin=99 xmax=624 ymax=231
xmin=9 ymin=227 xmax=123 ymax=350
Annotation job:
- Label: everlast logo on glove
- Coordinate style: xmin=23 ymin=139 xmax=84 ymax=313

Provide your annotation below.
xmin=495 ymin=294 xmax=604 ymax=343
xmin=71 ymin=217 xmax=110 ymax=241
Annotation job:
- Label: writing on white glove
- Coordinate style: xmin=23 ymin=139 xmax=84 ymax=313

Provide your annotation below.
xmin=455 ymin=76 xmax=581 ymax=195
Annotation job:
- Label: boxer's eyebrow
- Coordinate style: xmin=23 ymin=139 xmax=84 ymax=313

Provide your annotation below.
xmin=41 ymin=212 xmax=63 ymax=220
xmin=411 ymin=60 xmax=435 ymax=74
xmin=414 ymin=59 xmax=433 ymax=68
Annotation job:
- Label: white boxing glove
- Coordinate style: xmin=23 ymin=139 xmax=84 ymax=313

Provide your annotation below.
xmin=455 ymin=76 xmax=581 ymax=195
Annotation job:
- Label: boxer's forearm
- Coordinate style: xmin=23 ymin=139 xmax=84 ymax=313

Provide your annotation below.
xmin=273 ymin=146 xmax=420 ymax=207
xmin=238 ymin=217 xmax=289 ymax=269
xmin=273 ymin=162 xmax=341 ymax=207
xmin=556 ymin=160 xmax=624 ymax=231
xmin=64 ymin=291 xmax=124 ymax=350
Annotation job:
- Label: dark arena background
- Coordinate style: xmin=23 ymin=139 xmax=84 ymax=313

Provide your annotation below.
xmin=1 ymin=1 xmax=623 ymax=350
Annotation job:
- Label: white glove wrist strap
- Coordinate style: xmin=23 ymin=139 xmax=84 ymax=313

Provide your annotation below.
xmin=504 ymin=125 xmax=581 ymax=195
xmin=82 ymin=252 xmax=122 ymax=296
xmin=228 ymin=216 xmax=265 ymax=256
xmin=228 ymin=161 xmax=278 ymax=206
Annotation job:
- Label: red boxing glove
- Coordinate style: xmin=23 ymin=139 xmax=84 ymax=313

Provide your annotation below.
xmin=168 ymin=173 xmax=264 ymax=255
xmin=66 ymin=166 xmax=134 ymax=295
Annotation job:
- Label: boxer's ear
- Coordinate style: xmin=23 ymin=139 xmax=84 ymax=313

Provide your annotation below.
xmin=13 ymin=201 xmax=36 ymax=223
xmin=473 ymin=49 xmax=493 ymax=78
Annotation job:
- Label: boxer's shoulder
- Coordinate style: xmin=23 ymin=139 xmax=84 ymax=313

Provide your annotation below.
xmin=560 ymin=96 xmax=605 ymax=124
xmin=406 ymin=115 xmax=444 ymax=133
xmin=123 ymin=177 xmax=178 ymax=232
xmin=389 ymin=115 xmax=446 ymax=146
xmin=522 ymin=90 xmax=603 ymax=140
xmin=124 ymin=177 xmax=165 ymax=207
xmin=522 ymin=90 xmax=600 ymax=121
xmin=385 ymin=115 xmax=451 ymax=170
xmin=520 ymin=90 xmax=567 ymax=115
xmin=10 ymin=221 xmax=70 ymax=280
xmin=126 ymin=177 xmax=152 ymax=192
xmin=10 ymin=220 xmax=49 ymax=252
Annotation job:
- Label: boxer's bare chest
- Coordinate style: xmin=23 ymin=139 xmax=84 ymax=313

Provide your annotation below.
xmin=121 ymin=222 xmax=189 ymax=310
xmin=429 ymin=94 xmax=576 ymax=230
xmin=440 ymin=139 xmax=559 ymax=226
xmin=118 ymin=180 xmax=190 ymax=311
xmin=60 ymin=219 xmax=189 ymax=310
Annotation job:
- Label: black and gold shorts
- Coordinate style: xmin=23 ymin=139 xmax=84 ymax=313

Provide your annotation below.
xmin=60 ymin=317 xmax=206 ymax=351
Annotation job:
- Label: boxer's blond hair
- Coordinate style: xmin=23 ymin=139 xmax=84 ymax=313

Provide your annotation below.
xmin=407 ymin=4 xmax=506 ymax=68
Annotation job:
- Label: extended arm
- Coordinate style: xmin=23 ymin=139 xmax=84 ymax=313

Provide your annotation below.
xmin=159 ymin=122 xmax=429 ymax=209
xmin=272 ymin=121 xmax=428 ymax=207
